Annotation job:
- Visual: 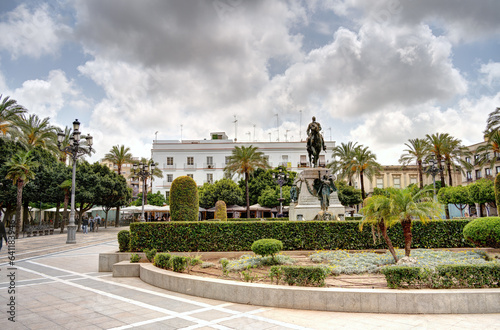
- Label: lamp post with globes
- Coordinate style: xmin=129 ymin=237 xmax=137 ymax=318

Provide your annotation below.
xmin=133 ymin=162 xmax=155 ymax=222
xmin=425 ymin=158 xmax=443 ymax=199
xmin=57 ymin=119 xmax=93 ymax=244
xmin=274 ymin=167 xmax=288 ymax=216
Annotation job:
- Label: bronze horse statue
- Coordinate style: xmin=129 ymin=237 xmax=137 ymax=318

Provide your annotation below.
xmin=306 ymin=117 xmax=326 ymax=167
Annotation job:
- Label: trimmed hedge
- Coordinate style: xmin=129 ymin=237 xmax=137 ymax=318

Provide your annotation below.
xmin=129 ymin=219 xmax=473 ymax=252
xmin=270 ymin=265 xmax=328 ymax=287
xmin=118 ymin=230 xmax=130 ymax=252
xmin=463 ymin=217 xmax=500 ymax=248
xmin=381 ymin=264 xmax=500 ymax=289
xmin=170 ymin=176 xmax=199 ymax=221
xmin=215 ymin=200 xmax=227 ymax=221
xmin=251 ymin=239 xmax=283 ymax=258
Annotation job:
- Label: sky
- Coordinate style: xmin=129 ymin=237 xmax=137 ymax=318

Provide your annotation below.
xmin=0 ymin=0 xmax=499 ymax=165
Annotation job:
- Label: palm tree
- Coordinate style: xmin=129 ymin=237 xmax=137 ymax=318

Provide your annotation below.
xmin=441 ymin=135 xmax=472 ymax=186
xmin=104 ymin=145 xmax=134 ymax=227
xmin=475 ymin=130 xmax=500 ymax=172
xmin=224 ymin=145 xmax=270 ymax=217
xmin=389 ymin=187 xmax=442 ymax=257
xmin=350 ymin=145 xmax=382 ymax=200
xmin=56 ymin=126 xmax=73 ymax=163
xmin=59 ymin=179 xmax=72 ymax=234
xmin=17 ymin=114 xmax=59 ymax=154
xmin=136 ymin=157 xmax=163 ymax=204
xmin=329 ymin=141 xmax=358 ymax=185
xmin=0 ymin=95 xmax=26 ymax=138
xmin=484 ymin=107 xmax=500 ymax=135
xmin=5 ymin=150 xmax=38 ymax=238
xmin=426 ymin=133 xmax=449 ymax=187
xmin=398 ymin=138 xmax=430 ymax=188
xmin=360 ymin=194 xmax=399 ymax=262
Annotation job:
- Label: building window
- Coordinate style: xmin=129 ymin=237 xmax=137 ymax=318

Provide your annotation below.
xmin=207 ymin=173 xmax=213 ymax=184
xmin=393 ymin=177 xmax=401 ymax=189
xmin=485 ymin=168 xmax=492 ymax=177
xmin=187 ymin=174 xmax=194 ymax=179
xmin=165 ymin=191 xmax=170 ymax=203
xmin=474 ymin=154 xmax=480 ymax=164
xmin=187 ymin=157 xmax=194 ymax=165
xmin=410 ymin=177 xmax=417 ymax=185
xmin=466 ymin=171 xmax=472 ymax=180
xmin=376 ymin=178 xmax=384 ymax=189
xmin=475 ymin=169 xmax=482 ymax=179
xmin=465 ymin=157 xmax=471 ymax=164
xmin=167 ymin=174 xmax=173 ymax=182
xmin=496 ymin=166 xmax=500 ymax=174
xmin=300 ymin=155 xmax=307 ymax=167
xmin=207 ymin=156 xmax=213 ymax=165
xmin=166 ymin=157 xmax=174 ymax=166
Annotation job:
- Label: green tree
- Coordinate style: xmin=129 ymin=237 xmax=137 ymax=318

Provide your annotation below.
xmin=484 ymin=106 xmax=500 ymax=135
xmin=437 ymin=185 xmax=473 ymax=217
xmin=59 ymin=179 xmax=72 ymax=233
xmin=0 ymin=95 xmax=26 ymax=138
xmin=224 ymin=145 xmax=270 ymax=217
xmin=426 ymin=133 xmax=449 ymax=187
xmin=398 ymin=138 xmax=430 ymax=188
xmin=360 ymin=195 xmax=399 ymax=262
xmin=17 ymin=114 xmax=59 ymax=155
xmin=475 ymin=130 xmax=500 ymax=172
xmin=199 ymin=178 xmax=243 ymax=209
xmin=336 ymin=181 xmax=363 ymax=210
xmin=5 ymin=150 xmax=38 ymax=238
xmin=441 ymin=135 xmax=471 ymax=187
xmin=468 ymin=179 xmax=495 ymax=217
xmin=258 ymin=185 xmax=291 ymax=208
xmin=215 ymin=200 xmax=227 ymax=221
xmin=329 ymin=141 xmax=358 ymax=185
xmin=350 ymin=145 xmax=382 ymax=200
xmin=104 ymin=145 xmax=134 ymax=226
xmin=390 ymin=187 xmax=443 ymax=257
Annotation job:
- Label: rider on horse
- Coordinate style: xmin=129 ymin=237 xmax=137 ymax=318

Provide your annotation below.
xmin=306 ymin=116 xmax=326 ymax=167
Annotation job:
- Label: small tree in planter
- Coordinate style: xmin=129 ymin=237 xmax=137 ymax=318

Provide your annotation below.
xmin=251 ymin=239 xmax=283 ymax=262
xmin=170 ymin=176 xmax=199 ymax=221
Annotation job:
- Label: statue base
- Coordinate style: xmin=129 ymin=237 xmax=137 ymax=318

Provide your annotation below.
xmin=289 ymin=168 xmax=345 ymax=221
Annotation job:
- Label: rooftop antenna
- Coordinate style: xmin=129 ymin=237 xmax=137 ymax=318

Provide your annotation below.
xmin=299 ymin=110 xmax=302 ymax=142
xmin=180 ymin=125 xmax=183 ymax=142
xmin=285 ymin=129 xmax=290 ymax=142
xmin=268 ymin=132 xmax=271 ymax=142
xmin=246 ymin=131 xmax=251 ymax=141
xmin=275 ymin=113 xmax=279 ymax=142
xmin=155 ymin=131 xmax=158 ymax=142
xmin=233 ymin=115 xmax=238 ymax=141
xmin=328 ymin=127 xmax=332 ymax=142
xmin=253 ymin=124 xmax=256 ymax=142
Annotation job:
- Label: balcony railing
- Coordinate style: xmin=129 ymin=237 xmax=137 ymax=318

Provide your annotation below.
xmin=204 ymin=163 xmax=216 ymax=169
xmin=184 ymin=163 xmax=196 ymax=169
xmin=162 ymin=163 xmax=176 ymax=170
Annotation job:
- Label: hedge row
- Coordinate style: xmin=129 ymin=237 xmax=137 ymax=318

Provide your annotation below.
xmin=129 ymin=219 xmax=473 ymax=252
xmin=381 ymin=264 xmax=500 ymax=289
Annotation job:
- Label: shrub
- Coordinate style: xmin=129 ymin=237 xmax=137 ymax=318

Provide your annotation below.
xmin=144 ymin=248 xmax=157 ymax=262
xmin=129 ymin=219 xmax=472 ymax=252
xmin=172 ymin=255 xmax=188 ymax=272
xmin=251 ymin=239 xmax=283 ymax=259
xmin=495 ymin=173 xmax=500 ymax=216
xmin=154 ymin=253 xmax=172 ymax=269
xmin=215 ymin=200 xmax=227 ymax=221
xmin=463 ymin=217 xmax=500 ymax=248
xmin=380 ymin=266 xmax=430 ymax=289
xmin=270 ymin=266 xmax=328 ymax=287
xmin=130 ymin=253 xmax=141 ymax=263
xmin=170 ymin=176 xmax=199 ymax=221
xmin=117 ymin=230 xmax=130 ymax=252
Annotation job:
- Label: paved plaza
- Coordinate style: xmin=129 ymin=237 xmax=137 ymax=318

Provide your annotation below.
xmin=0 ymin=226 xmax=499 ymax=329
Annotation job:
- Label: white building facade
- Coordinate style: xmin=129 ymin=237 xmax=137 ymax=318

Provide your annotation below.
xmin=151 ymin=132 xmax=335 ymax=200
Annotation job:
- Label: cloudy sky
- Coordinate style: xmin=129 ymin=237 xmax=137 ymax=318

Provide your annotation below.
xmin=1 ymin=0 xmax=499 ymax=165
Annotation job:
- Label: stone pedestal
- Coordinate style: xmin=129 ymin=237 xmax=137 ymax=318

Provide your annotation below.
xmin=289 ymin=168 xmax=345 ymax=221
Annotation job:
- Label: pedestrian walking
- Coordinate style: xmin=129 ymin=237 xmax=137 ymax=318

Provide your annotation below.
xmin=82 ymin=217 xmax=88 ymax=234
xmin=95 ymin=214 xmax=101 ymax=232
xmin=0 ymin=220 xmax=8 ymax=251
xmin=89 ymin=216 xmax=95 ymax=232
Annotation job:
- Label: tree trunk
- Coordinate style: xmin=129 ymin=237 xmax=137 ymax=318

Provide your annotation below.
xmin=447 ymin=161 xmax=453 ymax=186
xmin=360 ymin=171 xmax=366 ymax=200
xmin=401 ymin=219 xmax=412 ymax=257
xmin=15 ymin=181 xmax=24 ymax=239
xmin=417 ymin=160 xmax=424 ymax=189
xmin=438 ymin=155 xmax=445 ymax=187
xmin=379 ymin=220 xmax=398 ymax=263
xmin=105 ymin=210 xmax=109 ymax=229
xmin=115 ymin=206 xmax=120 ymax=227
xmin=61 ymin=192 xmax=69 ymax=233
xmin=55 ymin=203 xmax=61 ymax=228
xmin=245 ymin=173 xmax=250 ymax=218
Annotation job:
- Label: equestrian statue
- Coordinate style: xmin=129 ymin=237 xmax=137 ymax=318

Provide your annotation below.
xmin=306 ymin=116 xmax=326 ymax=167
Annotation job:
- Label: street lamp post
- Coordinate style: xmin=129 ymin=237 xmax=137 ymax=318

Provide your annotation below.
xmin=425 ymin=158 xmax=443 ymax=199
xmin=274 ymin=168 xmax=288 ymax=216
xmin=133 ymin=162 xmax=155 ymax=222
xmin=57 ymin=119 xmax=93 ymax=244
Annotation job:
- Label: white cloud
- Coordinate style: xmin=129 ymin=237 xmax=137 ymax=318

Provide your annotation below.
xmin=0 ymin=3 xmax=71 ymax=59
xmin=480 ymin=62 xmax=500 ymax=87
xmin=11 ymin=70 xmax=82 ymax=119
